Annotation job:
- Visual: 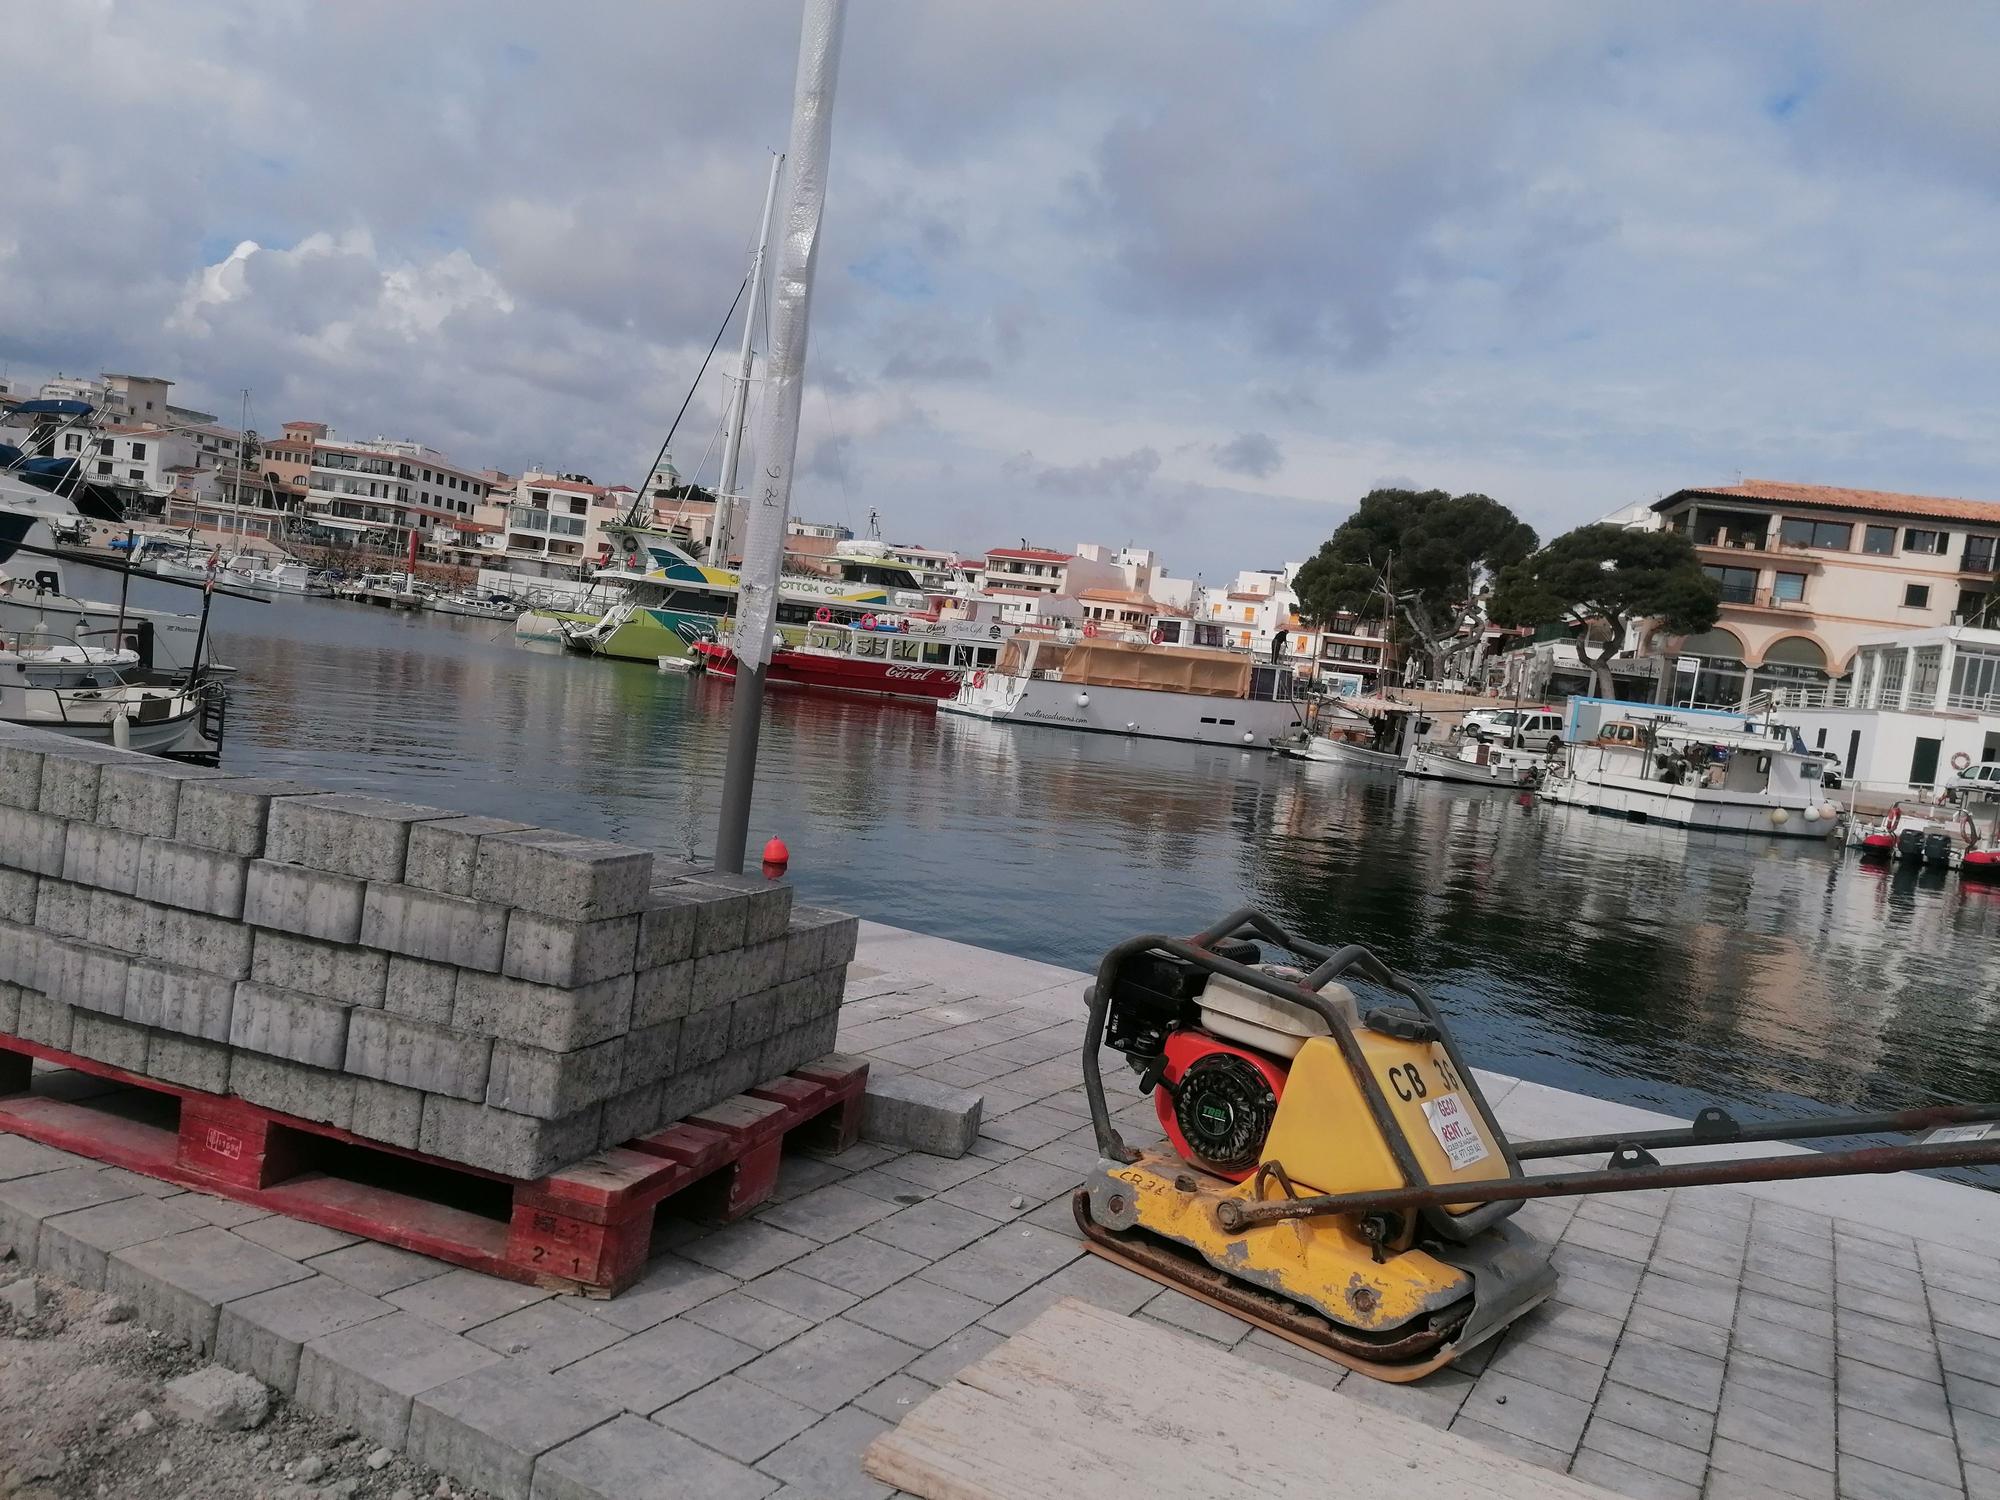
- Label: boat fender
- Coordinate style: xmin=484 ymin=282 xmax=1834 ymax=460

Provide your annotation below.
xmin=1084 ymin=622 xmax=1098 ymax=638
xmin=1953 ymin=751 xmax=1973 ymax=772
xmin=814 ymin=606 xmax=831 ymax=623
xmin=1150 ymin=628 xmax=1164 ymax=644
xmin=897 ymin=617 xmax=910 ymax=633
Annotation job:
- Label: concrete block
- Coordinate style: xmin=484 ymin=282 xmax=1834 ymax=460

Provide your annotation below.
xmin=145 ymin=1030 xmax=233 ymax=1093
xmin=143 ymin=899 xmax=257 ymax=979
xmin=418 ymin=1095 xmax=602 ymax=1178
xmin=34 ymin=878 xmax=96 ymax=938
xmin=601 ymin=1082 xmax=664 ymax=1146
xmin=229 ymin=982 xmax=352 ymax=1069
xmin=162 ymin=1364 xmax=271 ymax=1430
xmin=227 ymin=1052 xmax=356 ymax=1130
xmin=295 ymin=1311 xmax=505 ymax=1448
xmin=85 ymin=887 xmax=148 ymax=952
xmin=729 ymin=989 xmax=783 ymax=1051
xmin=61 ymin=823 xmax=146 ymax=894
xmin=134 ymin=836 xmax=250 ymax=917
xmin=0 ymin=805 xmax=68 ymax=875
xmin=404 ymin=815 xmax=532 ymax=897
xmin=344 ymin=1009 xmax=492 ymax=1103
xmin=68 ymin=1010 xmax=150 ymax=1072
xmin=249 ymin=930 xmax=388 ymax=1008
xmin=360 ymin=883 xmax=507 ymax=971
xmin=470 ymin=831 xmax=652 ymax=922
xmin=0 ymin=919 xmax=45 ymax=990
xmin=35 ymin=749 xmax=110 ymax=819
xmin=96 ymin=759 xmax=229 ymax=838
xmin=451 ymin=969 xmax=633 ymax=1054
xmin=352 ymin=1076 xmax=426 ymax=1150
xmin=242 ymin=859 xmax=366 ymax=944
xmin=502 ymin=909 xmax=639 ymax=988
xmin=692 ymin=950 xmax=746 ymax=1011
xmin=265 ymin=793 xmax=453 ymax=883
xmin=783 ymin=906 xmax=854 ymax=981
xmin=381 ymin=954 xmax=457 ymax=1025
xmin=124 ymin=960 xmax=235 ymax=1041
xmin=634 ymin=887 xmax=702 ymax=968
xmin=215 ymin=1274 xmax=394 ymax=1396
xmin=739 ymin=939 xmax=785 ymax=996
xmin=657 ymin=1063 xmax=720 ymax=1124
xmin=408 ymin=1361 xmax=620 ymax=1500
xmin=0 ymin=979 xmax=19 ymax=1035
xmin=680 ymin=1005 xmax=733 ymax=1067
xmin=0 ymin=1165 xmax=140 ymax=1263
xmin=632 ymin=960 xmax=696 ymax=1026
xmin=172 ymin=776 xmax=321 ymax=857
xmin=37 ymin=1192 xmax=204 ymax=1290
xmin=0 ymin=867 xmax=35 ymax=924
xmin=680 ymin=881 xmax=751 ymax=958
xmin=105 ymin=1224 xmax=315 ymax=1355
xmin=862 ymin=1073 xmax=982 ymax=1158
xmin=711 ymin=1048 xmax=761 ymax=1099
xmin=485 ymin=1038 xmax=623 ymax=1118
xmin=0 ymin=744 xmax=43 ymax=810
xmin=40 ymin=938 xmax=132 ymax=1017
xmin=621 ymin=1020 xmax=682 ymax=1090
xmin=532 ymin=1412 xmax=778 ymax=1500
xmin=15 ymin=988 xmax=74 ymax=1050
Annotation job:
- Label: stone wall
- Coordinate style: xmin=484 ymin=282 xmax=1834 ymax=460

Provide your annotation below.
xmin=0 ymin=724 xmax=856 ymax=1179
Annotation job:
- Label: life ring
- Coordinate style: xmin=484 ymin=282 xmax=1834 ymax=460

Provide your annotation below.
xmin=970 ymin=670 xmax=987 ymax=689
xmin=1953 ymin=751 xmax=1973 ymax=772
xmin=860 ymin=614 xmax=877 ymax=630
xmin=1887 ymin=806 xmax=1902 ymax=833
xmin=1149 ymin=628 xmax=1164 ymax=645
xmin=814 ymin=606 xmax=831 ymax=623
xmin=1083 ymin=622 xmax=1098 ymax=638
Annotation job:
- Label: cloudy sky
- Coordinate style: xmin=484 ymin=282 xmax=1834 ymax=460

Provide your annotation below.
xmin=5 ymin=3 xmax=1999 ymax=581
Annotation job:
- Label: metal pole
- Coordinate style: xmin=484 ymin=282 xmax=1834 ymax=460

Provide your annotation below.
xmin=715 ymin=0 xmax=847 ymax=875
xmin=115 ymin=526 xmax=134 ymax=647
xmin=715 ymin=153 xmax=786 ymax=569
xmin=189 ymin=581 xmax=215 ymax=686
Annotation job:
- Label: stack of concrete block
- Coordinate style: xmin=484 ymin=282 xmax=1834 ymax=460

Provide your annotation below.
xmin=0 ymin=724 xmax=856 ymax=1179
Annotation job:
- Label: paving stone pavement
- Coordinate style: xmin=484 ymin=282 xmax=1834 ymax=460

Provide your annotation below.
xmin=8 ymin=920 xmax=2000 ymax=1499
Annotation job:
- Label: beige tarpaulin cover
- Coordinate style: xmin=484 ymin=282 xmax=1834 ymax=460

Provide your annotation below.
xmin=998 ymin=639 xmax=1252 ymax=698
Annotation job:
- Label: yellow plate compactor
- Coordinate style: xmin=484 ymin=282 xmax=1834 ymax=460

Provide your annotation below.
xmin=1075 ymin=909 xmax=2000 ymax=1382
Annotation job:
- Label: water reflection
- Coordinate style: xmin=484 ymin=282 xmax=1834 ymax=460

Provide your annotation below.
xmin=200 ymin=591 xmax=2000 ymax=1134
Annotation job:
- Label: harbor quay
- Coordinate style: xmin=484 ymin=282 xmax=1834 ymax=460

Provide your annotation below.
xmin=7 ymin=873 xmax=2000 ymax=1498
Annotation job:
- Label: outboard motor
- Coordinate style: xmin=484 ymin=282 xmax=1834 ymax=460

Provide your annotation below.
xmin=1923 ymin=830 xmax=1955 ymax=866
xmin=1897 ymin=826 xmax=1926 ymax=861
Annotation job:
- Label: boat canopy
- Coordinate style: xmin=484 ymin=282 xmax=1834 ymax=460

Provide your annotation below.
xmin=9 ymin=399 xmax=93 ymax=417
xmin=1002 ymin=638 xmax=1259 ymax=698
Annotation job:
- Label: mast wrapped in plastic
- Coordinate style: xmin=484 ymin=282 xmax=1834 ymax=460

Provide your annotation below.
xmin=731 ymin=0 xmax=846 ymax=667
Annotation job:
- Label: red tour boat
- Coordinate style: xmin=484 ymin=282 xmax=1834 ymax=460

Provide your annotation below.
xmin=691 ymin=614 xmax=1005 ymax=705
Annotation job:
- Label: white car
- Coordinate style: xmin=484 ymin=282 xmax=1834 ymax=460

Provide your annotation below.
xmin=1948 ymin=760 xmax=2000 ymax=798
xmin=1465 ymin=708 xmax=1565 ymax=752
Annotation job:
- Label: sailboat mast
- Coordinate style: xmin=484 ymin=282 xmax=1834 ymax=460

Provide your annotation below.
xmin=714 ymin=152 xmax=786 ymax=570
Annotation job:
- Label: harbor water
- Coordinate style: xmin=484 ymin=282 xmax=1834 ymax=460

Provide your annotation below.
xmin=186 ymin=585 xmax=2000 ymax=1135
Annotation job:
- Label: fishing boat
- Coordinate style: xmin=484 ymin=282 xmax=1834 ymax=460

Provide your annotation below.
xmin=1850 ymin=800 xmax=1973 ymax=867
xmin=1292 ymin=733 xmax=1405 ymax=770
xmin=942 ymin=636 xmax=1303 ymax=746
xmin=429 ymin=591 xmax=520 ymax=620
xmin=226 ymin=557 xmax=326 ymax=595
xmin=1541 ymin=713 xmax=1844 ymax=838
xmin=0 ymin=640 xmax=222 ymax=758
xmin=1404 ymin=737 xmax=1544 ymax=788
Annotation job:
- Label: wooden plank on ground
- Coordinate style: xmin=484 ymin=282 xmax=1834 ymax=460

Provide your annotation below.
xmin=862 ymin=1298 xmax=1616 ymax=1499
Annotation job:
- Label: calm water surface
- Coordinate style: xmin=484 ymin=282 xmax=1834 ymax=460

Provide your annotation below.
xmin=181 ymin=585 xmax=2000 ymax=1133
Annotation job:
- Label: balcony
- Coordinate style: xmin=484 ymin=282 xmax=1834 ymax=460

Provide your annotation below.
xmin=1717 ymin=586 xmax=1812 ymax=613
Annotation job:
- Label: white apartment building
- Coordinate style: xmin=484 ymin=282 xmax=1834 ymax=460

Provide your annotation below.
xmin=1073 ymin=542 xmax=1197 ymax=611
xmin=296 ymin=432 xmax=498 ymax=560
xmin=502 ymin=471 xmax=636 ymax=580
xmin=1197 ymin=565 xmax=1395 ymax=682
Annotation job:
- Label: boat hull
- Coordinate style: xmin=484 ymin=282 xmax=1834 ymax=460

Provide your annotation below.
xmin=694 ymin=641 xmax=959 ymax=703
xmin=944 ymin=673 xmax=1301 ymax=747
xmin=1403 ymin=747 xmax=1536 ymax=788
xmin=1542 ymin=775 xmax=1839 ymax=838
xmin=1289 ymin=736 xmax=1402 ymax=770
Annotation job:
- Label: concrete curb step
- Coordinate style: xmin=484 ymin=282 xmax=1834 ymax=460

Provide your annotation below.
xmin=0 ymin=1038 xmax=868 ymax=1296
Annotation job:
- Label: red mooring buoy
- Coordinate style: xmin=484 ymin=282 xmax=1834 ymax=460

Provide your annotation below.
xmin=761 ymin=836 xmax=791 ymax=876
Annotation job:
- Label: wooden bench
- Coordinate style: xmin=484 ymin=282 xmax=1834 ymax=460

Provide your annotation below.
xmin=864 ymin=1298 xmax=1616 ymax=1498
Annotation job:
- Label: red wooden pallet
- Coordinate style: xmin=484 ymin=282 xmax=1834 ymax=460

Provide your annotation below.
xmin=0 ymin=1034 xmax=867 ymax=1297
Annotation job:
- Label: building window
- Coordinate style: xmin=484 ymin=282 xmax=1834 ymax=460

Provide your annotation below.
xmin=1904 ymin=584 xmax=1931 ymax=608
xmin=1779 ymin=518 xmax=1852 ymax=550
xmin=1966 ymin=536 xmax=1997 ymax=574
xmin=1914 ymin=645 xmax=1943 ymax=702
xmin=1863 ymin=524 xmax=1896 ymax=555
xmin=128 ymin=469 xmax=143 ymax=481
xmin=1702 ymin=564 xmax=1759 ymax=604
xmin=1904 ymin=529 xmax=1948 ymax=555
xmin=129 ymin=442 xmax=146 ymax=460
xmin=1773 ymin=572 xmax=1807 ymax=602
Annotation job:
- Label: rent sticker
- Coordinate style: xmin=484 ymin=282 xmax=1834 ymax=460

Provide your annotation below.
xmin=1927 ymin=1123 xmax=1997 ymax=1145
xmin=1422 ymin=1092 xmax=1491 ymax=1171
